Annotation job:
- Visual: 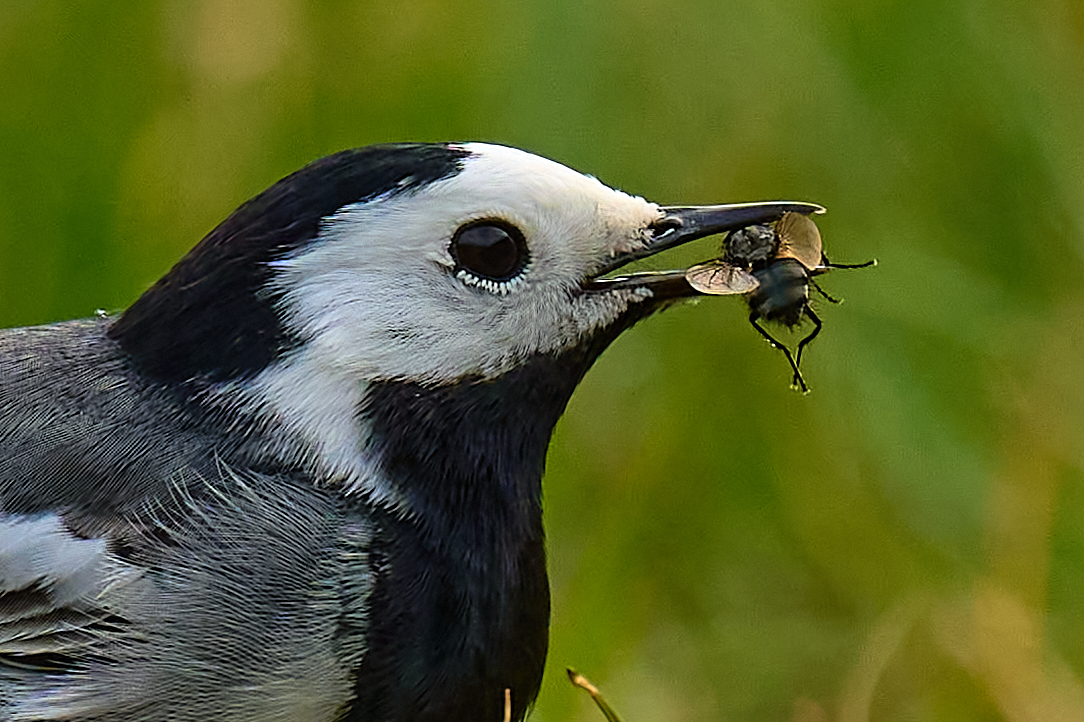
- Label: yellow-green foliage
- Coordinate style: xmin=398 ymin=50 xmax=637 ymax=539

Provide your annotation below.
xmin=2 ymin=2 xmax=1083 ymax=720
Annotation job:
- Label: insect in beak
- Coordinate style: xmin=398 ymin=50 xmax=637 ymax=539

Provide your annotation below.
xmin=686 ymin=212 xmax=875 ymax=393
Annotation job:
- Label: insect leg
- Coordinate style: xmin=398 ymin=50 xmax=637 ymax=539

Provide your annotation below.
xmin=749 ymin=314 xmax=809 ymax=393
xmin=795 ymin=307 xmax=823 ymax=381
xmin=822 ymin=256 xmax=877 ymax=270
xmin=809 ymin=277 xmax=841 ymax=304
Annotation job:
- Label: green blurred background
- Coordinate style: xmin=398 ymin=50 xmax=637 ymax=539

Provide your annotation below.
xmin=2 ymin=1 xmax=1084 ymax=720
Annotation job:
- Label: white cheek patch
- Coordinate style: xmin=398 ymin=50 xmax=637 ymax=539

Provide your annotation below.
xmin=234 ymin=360 xmax=411 ymax=503
xmin=246 ymin=361 xmax=367 ymax=477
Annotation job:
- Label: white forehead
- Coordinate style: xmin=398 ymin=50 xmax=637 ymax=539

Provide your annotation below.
xmin=266 ymin=143 xmax=663 ymax=386
xmin=457 ymin=142 xmax=637 ymax=205
xmin=454 ymin=142 xmax=650 ymax=230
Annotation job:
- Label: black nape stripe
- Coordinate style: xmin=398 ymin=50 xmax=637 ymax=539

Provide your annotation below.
xmin=109 ymin=143 xmax=472 ymax=384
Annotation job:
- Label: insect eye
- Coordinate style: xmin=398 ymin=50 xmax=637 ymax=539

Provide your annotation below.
xmin=450 ymin=221 xmax=528 ymax=282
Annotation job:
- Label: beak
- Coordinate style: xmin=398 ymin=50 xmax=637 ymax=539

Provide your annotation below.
xmin=585 ymin=200 xmax=825 ymax=298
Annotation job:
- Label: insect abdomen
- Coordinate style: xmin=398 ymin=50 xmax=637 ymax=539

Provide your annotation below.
xmin=748 ymin=260 xmax=808 ymax=326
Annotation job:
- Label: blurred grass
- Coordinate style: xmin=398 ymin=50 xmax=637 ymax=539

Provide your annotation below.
xmin=2 ymin=0 xmax=1084 ymax=720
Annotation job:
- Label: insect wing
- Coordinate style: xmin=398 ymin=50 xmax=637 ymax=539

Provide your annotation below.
xmin=774 ymin=212 xmax=823 ymax=270
xmin=685 ymin=260 xmax=760 ymax=295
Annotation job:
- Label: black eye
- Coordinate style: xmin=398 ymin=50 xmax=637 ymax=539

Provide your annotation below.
xmin=451 ymin=221 xmax=528 ymax=282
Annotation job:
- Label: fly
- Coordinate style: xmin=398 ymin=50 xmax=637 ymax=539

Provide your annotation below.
xmin=685 ymin=212 xmax=874 ymax=393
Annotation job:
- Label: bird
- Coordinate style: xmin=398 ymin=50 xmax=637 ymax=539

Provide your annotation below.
xmin=0 ymin=142 xmax=820 ymax=721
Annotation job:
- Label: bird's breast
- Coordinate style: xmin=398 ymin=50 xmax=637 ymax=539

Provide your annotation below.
xmin=344 ymin=500 xmax=549 ymax=722
xmin=343 ymin=360 xmax=587 ymax=721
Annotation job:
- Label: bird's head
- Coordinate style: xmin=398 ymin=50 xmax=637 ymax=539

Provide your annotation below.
xmin=108 ymin=142 xmax=817 ymax=494
xmin=264 ymin=142 xmax=668 ymax=386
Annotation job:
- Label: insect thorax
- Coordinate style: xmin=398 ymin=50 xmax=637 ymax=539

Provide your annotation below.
xmin=723 ymin=225 xmax=777 ymax=267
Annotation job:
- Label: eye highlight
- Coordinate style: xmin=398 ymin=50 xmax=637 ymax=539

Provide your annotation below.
xmin=450 ymin=221 xmax=529 ymax=284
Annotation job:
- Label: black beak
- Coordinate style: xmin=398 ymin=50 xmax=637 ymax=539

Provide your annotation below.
xmin=604 ymin=201 xmax=824 ymax=273
xmin=585 ymin=200 xmax=824 ymax=297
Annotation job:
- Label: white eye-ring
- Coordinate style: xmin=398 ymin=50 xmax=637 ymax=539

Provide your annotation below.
xmin=455 ymin=268 xmax=530 ymax=295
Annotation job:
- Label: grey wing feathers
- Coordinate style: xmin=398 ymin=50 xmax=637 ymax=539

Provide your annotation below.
xmin=0 ymin=514 xmax=148 ymax=719
xmin=0 ymin=516 xmax=108 ymax=609
xmin=0 ymin=515 xmax=138 ymax=668
xmin=0 ymin=469 xmax=371 ymax=721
